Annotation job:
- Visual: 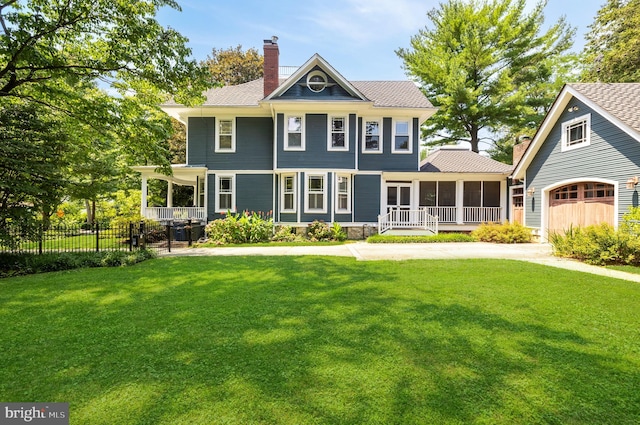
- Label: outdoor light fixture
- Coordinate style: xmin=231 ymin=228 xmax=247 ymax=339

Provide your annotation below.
xmin=626 ymin=176 xmax=639 ymax=190
xmin=526 ymin=187 xmax=536 ymax=197
xmin=567 ymin=106 xmax=579 ymax=112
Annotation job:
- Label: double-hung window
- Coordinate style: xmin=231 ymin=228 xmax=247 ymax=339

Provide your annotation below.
xmin=215 ymin=175 xmax=235 ymax=213
xmin=281 ymin=174 xmax=296 ymax=213
xmin=216 ymin=118 xmax=235 ymax=152
xmin=392 ymin=120 xmax=412 ymax=153
xmin=305 ymin=174 xmax=326 ymax=213
xmin=561 ymin=113 xmax=591 ymax=152
xmin=286 ymin=115 xmax=305 ymax=150
xmin=335 ymin=175 xmax=351 ymax=213
xmin=328 ymin=116 xmax=348 ymax=150
xmin=363 ymin=119 xmax=382 ymax=153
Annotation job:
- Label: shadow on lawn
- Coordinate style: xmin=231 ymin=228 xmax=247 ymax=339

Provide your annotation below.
xmin=0 ymin=257 xmax=638 ymax=424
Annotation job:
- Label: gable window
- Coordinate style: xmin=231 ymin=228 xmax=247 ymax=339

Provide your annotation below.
xmin=286 ymin=115 xmax=305 ymax=150
xmin=335 ymin=175 xmax=351 ymax=213
xmin=215 ymin=175 xmax=235 ymax=213
xmin=363 ymin=119 xmax=382 ymax=153
xmin=281 ymin=174 xmax=296 ymax=213
xmin=392 ymin=120 xmax=412 ymax=153
xmin=305 ymin=174 xmax=326 ymax=213
xmin=561 ymin=113 xmax=591 ymax=152
xmin=328 ymin=116 xmax=348 ymax=150
xmin=215 ymin=118 xmax=235 ymax=152
xmin=307 ymin=70 xmax=328 ymax=93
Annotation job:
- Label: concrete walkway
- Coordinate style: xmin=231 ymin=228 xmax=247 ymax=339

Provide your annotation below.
xmin=163 ymin=242 xmax=640 ymax=283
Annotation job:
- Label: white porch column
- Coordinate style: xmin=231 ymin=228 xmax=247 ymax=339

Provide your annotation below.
xmin=167 ymin=181 xmax=173 ymax=208
xmin=204 ymin=173 xmax=209 ymax=221
xmin=456 ymin=180 xmax=464 ymax=224
xmin=500 ymin=179 xmax=507 ymax=222
xmin=141 ymin=176 xmax=148 ymax=217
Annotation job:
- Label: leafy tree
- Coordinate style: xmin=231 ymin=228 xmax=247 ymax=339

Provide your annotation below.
xmin=0 ymin=0 xmax=211 ymax=231
xmin=583 ymin=0 xmax=640 ymax=82
xmin=203 ymin=45 xmax=264 ymax=86
xmin=397 ymin=0 xmax=574 ymax=153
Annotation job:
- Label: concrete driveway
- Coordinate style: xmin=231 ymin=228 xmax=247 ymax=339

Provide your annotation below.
xmin=164 ymin=242 xmax=640 ymax=282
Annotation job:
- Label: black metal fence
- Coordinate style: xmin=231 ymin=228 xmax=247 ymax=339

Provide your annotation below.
xmin=0 ymin=220 xmax=205 ymax=255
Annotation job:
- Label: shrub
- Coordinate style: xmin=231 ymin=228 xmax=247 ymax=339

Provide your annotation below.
xmin=205 ymin=211 xmax=273 ymax=245
xmin=549 ymin=223 xmax=640 ymax=266
xmin=271 ymin=226 xmax=305 ymax=242
xmin=367 ymin=233 xmax=475 ymax=243
xmin=471 ymin=222 xmax=532 ymax=243
xmin=0 ymin=250 xmax=156 ymax=278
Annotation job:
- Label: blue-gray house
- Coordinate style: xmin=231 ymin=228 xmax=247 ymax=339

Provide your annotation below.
xmin=511 ymin=83 xmax=640 ymax=240
xmin=134 ymin=38 xmax=513 ymax=236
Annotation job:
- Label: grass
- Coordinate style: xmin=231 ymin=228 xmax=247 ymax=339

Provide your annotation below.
xmin=193 ymin=240 xmax=349 ymax=248
xmin=606 ymin=264 xmax=640 ymax=275
xmin=1 ymin=257 xmax=639 ymax=424
xmin=367 ymin=233 xmax=474 ymax=243
xmin=18 ymin=233 xmax=125 ymax=251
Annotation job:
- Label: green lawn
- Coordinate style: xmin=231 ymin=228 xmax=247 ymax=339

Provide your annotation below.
xmin=18 ymin=233 xmax=125 ymax=251
xmin=1 ymin=257 xmax=639 ymax=424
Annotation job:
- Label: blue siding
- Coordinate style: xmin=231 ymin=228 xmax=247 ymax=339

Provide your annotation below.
xmin=358 ymin=117 xmax=420 ymax=172
xmin=354 ymin=175 xmax=381 ymax=222
xmin=277 ymin=114 xmax=356 ymax=169
xmin=277 ymin=66 xmax=360 ymax=101
xmin=525 ymin=98 xmax=640 ymax=228
xmin=187 ymin=117 xmax=214 ymax=166
xmin=210 ymin=117 xmax=273 ymax=170
xmin=207 ymin=173 xmax=273 ymax=221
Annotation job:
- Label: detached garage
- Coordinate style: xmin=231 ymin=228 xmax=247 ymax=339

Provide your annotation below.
xmin=512 ymin=83 xmax=640 ymax=240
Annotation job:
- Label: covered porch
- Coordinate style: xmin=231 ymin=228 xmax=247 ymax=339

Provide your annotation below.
xmin=132 ymin=165 xmax=208 ymax=223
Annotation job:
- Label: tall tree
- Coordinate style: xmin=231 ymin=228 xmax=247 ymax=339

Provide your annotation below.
xmin=203 ymin=45 xmax=264 ymax=86
xmin=0 ymin=0 xmax=211 ymax=229
xmin=583 ymin=0 xmax=640 ymax=82
xmin=397 ymin=0 xmax=574 ymax=153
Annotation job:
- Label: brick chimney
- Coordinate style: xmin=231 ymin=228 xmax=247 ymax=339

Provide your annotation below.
xmin=263 ymin=36 xmax=279 ymax=97
xmin=512 ymin=136 xmax=532 ymax=166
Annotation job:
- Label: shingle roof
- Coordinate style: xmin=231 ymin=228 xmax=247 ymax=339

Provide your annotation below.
xmin=165 ymin=78 xmax=433 ymax=109
xmin=351 ymin=81 xmax=434 ymax=108
xmin=568 ymin=83 xmax=640 ymax=133
xmin=420 ymin=148 xmax=513 ymax=174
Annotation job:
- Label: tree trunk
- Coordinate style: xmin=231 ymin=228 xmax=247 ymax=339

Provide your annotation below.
xmin=470 ymin=125 xmax=480 ymax=153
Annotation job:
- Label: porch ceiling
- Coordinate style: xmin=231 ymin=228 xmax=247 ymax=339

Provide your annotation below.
xmin=131 ymin=165 xmax=207 ymax=186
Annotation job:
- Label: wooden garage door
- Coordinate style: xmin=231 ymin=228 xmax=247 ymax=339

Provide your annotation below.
xmin=548 ymin=183 xmax=614 ymax=234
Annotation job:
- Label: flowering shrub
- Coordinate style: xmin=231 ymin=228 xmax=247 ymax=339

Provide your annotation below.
xmin=205 ymin=210 xmax=273 ymax=244
xmin=306 ymin=220 xmax=346 ymax=242
xmin=272 ymin=225 xmax=305 ymax=242
xmin=471 ymin=222 xmax=532 ymax=243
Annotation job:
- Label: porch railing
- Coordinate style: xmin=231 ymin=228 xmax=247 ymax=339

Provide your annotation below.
xmin=378 ymin=208 xmax=439 ymax=234
xmin=424 ymin=206 xmax=457 ymax=223
xmin=144 ymin=207 xmax=206 ymax=222
xmin=463 ymin=207 xmax=502 ymax=223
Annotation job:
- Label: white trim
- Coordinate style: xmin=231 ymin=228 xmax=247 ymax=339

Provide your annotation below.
xmin=304 ymin=172 xmax=328 ymax=214
xmin=391 ymin=119 xmax=413 ymax=154
xmin=280 ymin=173 xmax=297 ymax=213
xmin=560 ymin=113 xmax=591 ymax=152
xmin=540 ymin=177 xmax=619 ymax=242
xmin=284 ymin=114 xmax=305 ymax=151
xmin=215 ymin=117 xmax=236 ymax=153
xmin=207 ymin=169 xmax=273 ymax=175
xmin=335 ymin=173 xmax=352 ymax=214
xmin=215 ymin=174 xmax=236 ymax=213
xmin=362 ymin=118 xmax=383 ymax=154
xmin=327 ymin=115 xmax=349 ymax=151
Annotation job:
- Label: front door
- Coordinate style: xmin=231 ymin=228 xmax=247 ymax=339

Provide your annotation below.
xmin=386 ymin=183 xmax=411 ymax=213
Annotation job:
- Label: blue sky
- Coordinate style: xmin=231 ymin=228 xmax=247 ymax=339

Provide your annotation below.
xmin=157 ymin=0 xmax=605 ymax=81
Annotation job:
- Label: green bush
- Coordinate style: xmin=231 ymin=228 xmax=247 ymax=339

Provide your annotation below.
xmin=367 ymin=233 xmax=475 ymax=244
xmin=271 ymin=226 xmax=305 ymax=242
xmin=0 ymin=250 xmax=156 ymax=278
xmin=205 ymin=211 xmax=273 ymax=245
xmin=471 ymin=222 xmax=532 ymax=243
xmin=549 ymin=223 xmax=640 ymax=266
xmin=306 ymin=220 xmax=346 ymax=242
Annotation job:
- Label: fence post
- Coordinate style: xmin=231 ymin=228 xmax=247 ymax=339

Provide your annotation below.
xmin=139 ymin=221 xmax=146 ymax=249
xmin=129 ymin=222 xmax=134 ymax=252
xmin=187 ymin=219 xmax=192 ymax=247
xmin=166 ymin=223 xmax=171 ymax=253
xmin=95 ymin=222 xmax=100 ymax=252
xmin=38 ymin=223 xmax=43 ymax=255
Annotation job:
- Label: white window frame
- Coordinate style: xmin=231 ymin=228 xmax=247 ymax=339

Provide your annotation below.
xmin=215 ymin=174 xmax=236 ymax=213
xmin=392 ymin=119 xmax=412 ymax=154
xmin=304 ymin=173 xmax=327 ymax=213
xmin=561 ymin=113 xmax=591 ymax=152
xmin=362 ymin=118 xmax=383 ymax=153
xmin=281 ymin=174 xmax=297 ymax=213
xmin=335 ymin=174 xmax=352 ymax=214
xmin=328 ymin=115 xmax=349 ymax=151
xmin=285 ymin=115 xmax=305 ymax=151
xmin=215 ymin=118 xmax=236 ymax=153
